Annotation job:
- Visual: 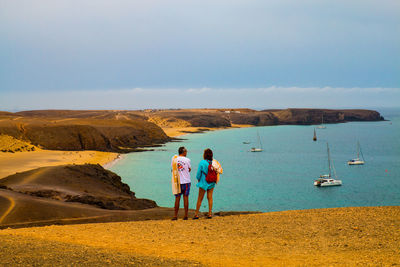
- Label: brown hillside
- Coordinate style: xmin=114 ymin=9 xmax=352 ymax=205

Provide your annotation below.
xmin=0 ymin=111 xmax=169 ymax=152
xmin=0 ymin=164 xmax=156 ymax=210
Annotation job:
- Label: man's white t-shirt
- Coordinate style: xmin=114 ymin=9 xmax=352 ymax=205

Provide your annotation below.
xmin=171 ymin=156 xmax=191 ymax=184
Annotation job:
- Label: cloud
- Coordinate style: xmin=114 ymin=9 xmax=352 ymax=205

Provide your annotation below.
xmin=1 ymin=87 xmax=399 ymax=111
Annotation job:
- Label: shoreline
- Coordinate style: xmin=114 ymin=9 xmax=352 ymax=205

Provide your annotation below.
xmin=162 ymin=124 xmax=253 ymax=138
xmin=102 ymin=153 xmax=124 ymax=169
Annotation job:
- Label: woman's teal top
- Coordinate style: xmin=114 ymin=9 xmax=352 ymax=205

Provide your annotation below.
xmin=196 ymin=159 xmax=216 ymax=190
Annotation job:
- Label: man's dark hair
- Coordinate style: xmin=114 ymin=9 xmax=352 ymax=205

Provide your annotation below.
xmin=203 ymin=148 xmax=213 ymax=161
xmin=178 ymin=146 xmax=186 ymax=155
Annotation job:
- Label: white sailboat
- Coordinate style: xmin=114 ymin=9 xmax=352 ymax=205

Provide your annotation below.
xmin=348 ymin=141 xmax=365 ymax=165
xmin=250 ymin=131 xmax=263 ymax=152
xmin=316 ymin=114 xmax=326 ymax=129
xmin=314 ymin=143 xmax=342 ymax=187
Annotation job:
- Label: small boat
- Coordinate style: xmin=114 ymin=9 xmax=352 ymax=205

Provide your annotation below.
xmin=314 ymin=143 xmax=342 ymax=187
xmin=313 ymin=128 xmax=317 ymax=141
xmin=348 ymin=141 xmax=365 ymax=165
xmin=250 ymin=131 xmax=263 ymax=152
xmin=316 ymin=114 xmax=326 ymax=129
xmin=243 ymin=141 xmax=251 ymax=144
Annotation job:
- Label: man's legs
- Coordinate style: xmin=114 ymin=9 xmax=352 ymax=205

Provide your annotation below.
xmin=173 ymin=194 xmax=181 ymax=219
xmin=183 ymin=195 xmax=189 ymax=219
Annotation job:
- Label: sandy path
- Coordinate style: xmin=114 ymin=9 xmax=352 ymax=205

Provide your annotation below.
xmin=0 ymin=150 xmax=118 ymax=179
xmin=1 ymin=206 xmax=399 ymax=266
xmin=0 ymin=195 xmax=15 ymax=224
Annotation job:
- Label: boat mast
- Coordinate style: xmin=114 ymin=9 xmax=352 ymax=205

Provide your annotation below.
xmin=357 ymin=141 xmax=360 ymax=159
xmin=327 ymin=143 xmax=331 ymax=178
xmin=257 ymin=131 xmax=263 ymax=149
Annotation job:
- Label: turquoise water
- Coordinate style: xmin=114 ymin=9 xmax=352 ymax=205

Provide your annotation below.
xmin=110 ymin=108 xmax=400 ymax=212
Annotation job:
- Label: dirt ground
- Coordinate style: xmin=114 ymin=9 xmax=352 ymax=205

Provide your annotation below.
xmin=1 ymin=206 xmax=399 ymax=266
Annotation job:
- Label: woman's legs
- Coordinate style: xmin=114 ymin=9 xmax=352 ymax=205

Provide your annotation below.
xmin=194 ymin=188 xmax=206 ymax=217
xmin=206 ymin=187 xmax=214 ymax=217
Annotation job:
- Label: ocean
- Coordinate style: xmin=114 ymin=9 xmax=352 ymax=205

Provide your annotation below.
xmin=110 ymin=108 xmax=400 ymax=212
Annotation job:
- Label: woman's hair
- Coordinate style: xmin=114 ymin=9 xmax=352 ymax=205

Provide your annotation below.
xmin=203 ymin=148 xmax=213 ymax=161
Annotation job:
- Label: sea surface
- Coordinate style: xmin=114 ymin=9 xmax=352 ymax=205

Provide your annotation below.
xmin=110 ymin=108 xmax=400 ymax=212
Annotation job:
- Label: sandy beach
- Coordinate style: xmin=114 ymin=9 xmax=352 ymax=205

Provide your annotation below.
xmin=162 ymin=124 xmax=253 ymax=138
xmin=1 ymin=206 xmax=399 ymax=266
xmin=0 ymin=150 xmax=119 ymax=179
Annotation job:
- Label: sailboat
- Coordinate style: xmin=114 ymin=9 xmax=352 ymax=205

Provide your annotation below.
xmin=250 ymin=131 xmax=263 ymax=152
xmin=348 ymin=141 xmax=365 ymax=165
xmin=314 ymin=143 xmax=342 ymax=187
xmin=313 ymin=128 xmax=317 ymax=141
xmin=316 ymin=114 xmax=326 ymax=129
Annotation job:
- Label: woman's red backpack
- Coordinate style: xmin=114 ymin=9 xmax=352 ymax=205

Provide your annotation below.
xmin=205 ymin=160 xmax=218 ymax=183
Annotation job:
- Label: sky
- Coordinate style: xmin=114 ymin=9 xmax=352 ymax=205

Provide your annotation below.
xmin=0 ymin=0 xmax=399 ymax=110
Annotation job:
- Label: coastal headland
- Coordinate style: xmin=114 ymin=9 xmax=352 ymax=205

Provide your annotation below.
xmin=0 ymin=108 xmax=394 ymax=266
xmin=0 ymin=108 xmax=384 ymax=152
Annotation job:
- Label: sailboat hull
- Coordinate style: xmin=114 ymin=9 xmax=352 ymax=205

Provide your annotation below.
xmin=314 ymin=178 xmax=342 ymax=186
xmin=348 ymin=160 xmax=365 ymax=165
xmin=250 ymin=148 xmax=263 ymax=152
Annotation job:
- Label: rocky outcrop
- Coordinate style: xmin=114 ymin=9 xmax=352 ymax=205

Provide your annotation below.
xmin=0 ymin=164 xmax=157 ymax=210
xmin=0 ymin=134 xmax=37 ymax=153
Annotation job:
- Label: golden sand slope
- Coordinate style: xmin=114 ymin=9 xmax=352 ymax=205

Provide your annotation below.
xmin=0 ymin=150 xmax=118 ymax=179
xmin=1 ymin=206 xmax=399 ymax=266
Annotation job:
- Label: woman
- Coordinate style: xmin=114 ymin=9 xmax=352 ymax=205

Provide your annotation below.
xmin=193 ymin=148 xmax=223 ymax=219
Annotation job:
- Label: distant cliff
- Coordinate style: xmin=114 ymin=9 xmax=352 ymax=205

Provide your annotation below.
xmin=144 ymin=108 xmax=384 ymax=128
xmin=0 ymin=110 xmax=169 ymax=152
xmin=228 ymin=109 xmax=384 ymax=126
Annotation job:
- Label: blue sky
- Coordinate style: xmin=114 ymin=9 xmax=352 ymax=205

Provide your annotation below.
xmin=0 ymin=0 xmax=399 ymax=110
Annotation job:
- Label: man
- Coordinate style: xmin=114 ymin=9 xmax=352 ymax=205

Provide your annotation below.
xmin=171 ymin=146 xmax=191 ymax=220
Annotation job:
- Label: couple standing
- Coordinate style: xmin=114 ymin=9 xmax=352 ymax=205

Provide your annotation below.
xmin=171 ymin=146 xmax=223 ymax=220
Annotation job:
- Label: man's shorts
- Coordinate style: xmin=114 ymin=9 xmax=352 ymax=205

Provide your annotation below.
xmin=175 ymin=183 xmax=191 ymax=197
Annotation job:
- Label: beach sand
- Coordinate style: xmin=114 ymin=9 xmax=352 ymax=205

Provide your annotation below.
xmin=162 ymin=124 xmax=253 ymax=138
xmin=0 ymin=150 xmax=119 ymax=179
xmin=0 ymin=206 xmax=398 ymax=266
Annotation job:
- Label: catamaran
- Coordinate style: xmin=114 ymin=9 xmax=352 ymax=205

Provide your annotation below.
xmin=250 ymin=131 xmax=263 ymax=152
xmin=316 ymin=114 xmax=326 ymax=129
xmin=348 ymin=141 xmax=365 ymax=165
xmin=314 ymin=143 xmax=342 ymax=187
